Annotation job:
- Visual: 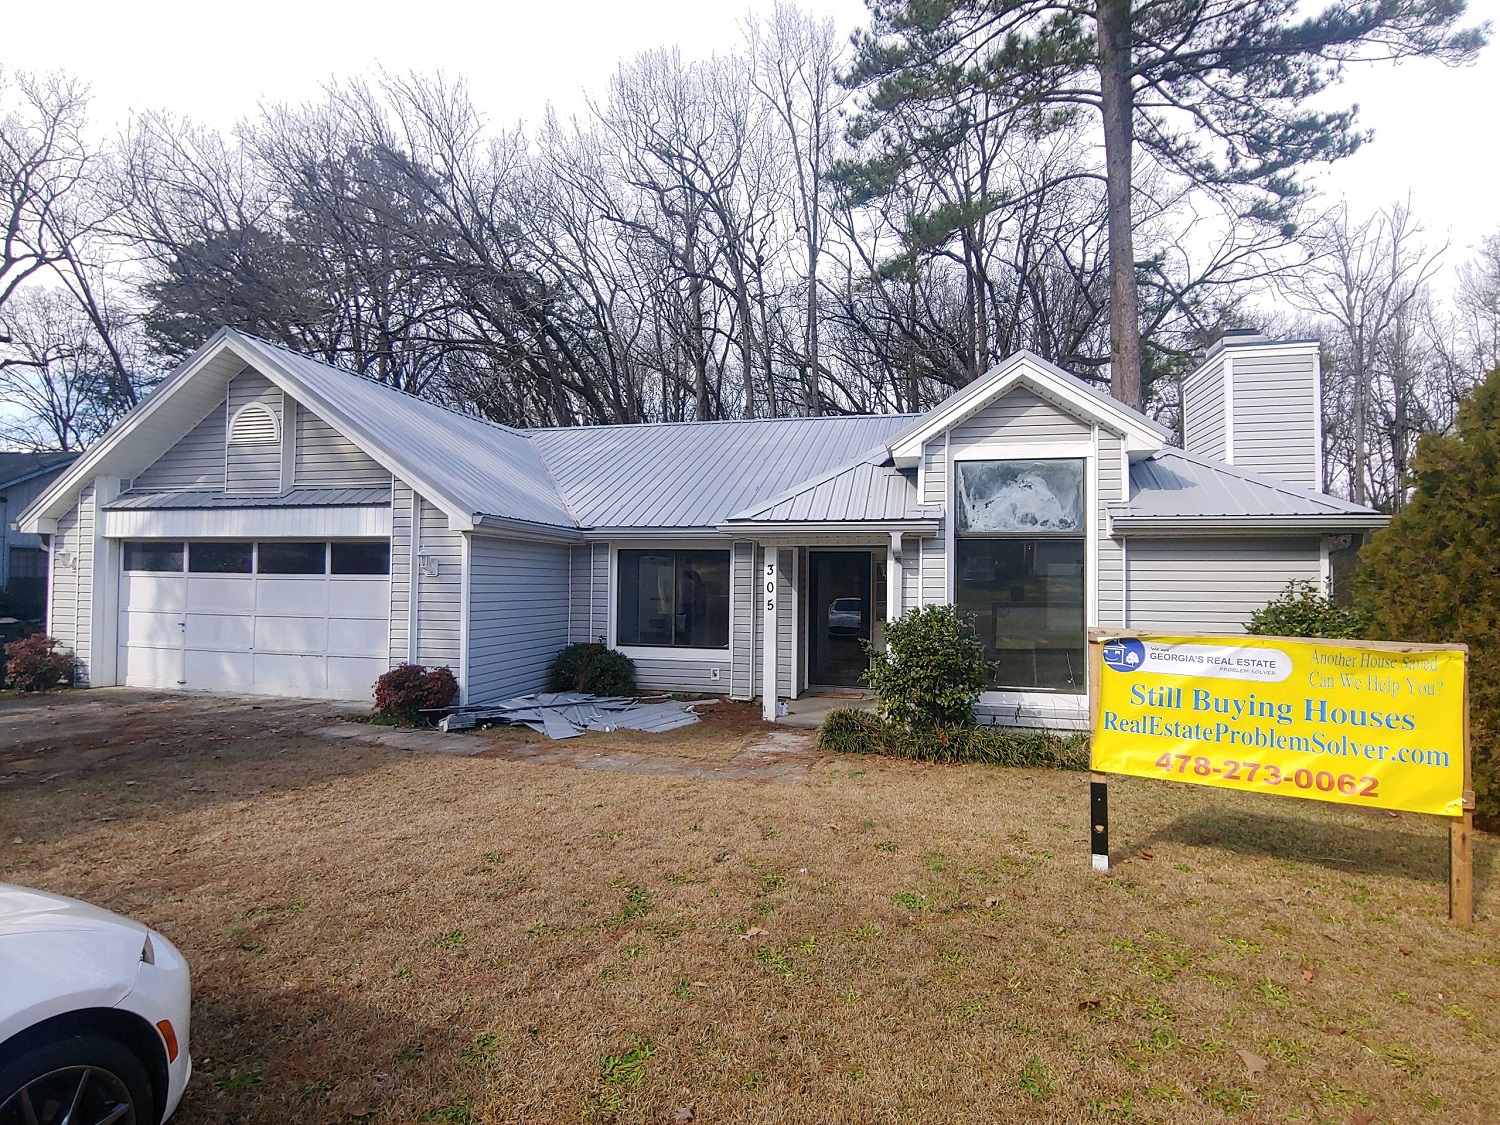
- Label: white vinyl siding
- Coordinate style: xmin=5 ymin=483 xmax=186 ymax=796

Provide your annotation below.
xmin=413 ymin=496 xmax=463 ymax=671
xmin=919 ymin=435 xmax=947 ymax=608
xmin=225 ymin=370 xmax=283 ymax=495
xmin=467 ymin=535 xmax=571 ymax=701
xmin=48 ymin=501 xmax=82 ymax=672
xmin=294 ymin=406 xmax=390 ymax=487
xmin=1126 ymin=537 xmax=1322 ymax=633
xmin=133 ymin=409 xmax=227 ymax=491
xmin=73 ymin=484 xmax=97 ymax=685
xmin=1232 ymin=351 xmax=1320 ymax=489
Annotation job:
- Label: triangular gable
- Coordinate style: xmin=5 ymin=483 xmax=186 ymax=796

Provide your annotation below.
xmin=16 ymin=329 xmax=578 ymax=536
xmin=886 ymin=351 xmax=1168 ymax=468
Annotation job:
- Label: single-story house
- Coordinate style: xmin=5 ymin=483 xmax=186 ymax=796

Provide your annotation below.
xmin=14 ymin=326 xmax=1385 ymax=727
xmin=1 ymin=451 xmax=80 ymax=616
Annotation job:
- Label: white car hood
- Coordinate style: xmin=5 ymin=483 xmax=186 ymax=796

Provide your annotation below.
xmin=0 ymin=884 xmax=149 ymax=939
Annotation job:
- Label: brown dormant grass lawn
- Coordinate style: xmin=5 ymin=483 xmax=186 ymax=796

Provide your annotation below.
xmin=1 ymin=689 xmax=1497 ymax=1124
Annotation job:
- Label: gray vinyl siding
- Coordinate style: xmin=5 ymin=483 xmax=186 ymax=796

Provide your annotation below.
xmin=1183 ymin=354 xmax=1226 ymax=462
xmin=225 ymin=370 xmax=283 ymax=495
xmin=413 ymin=496 xmax=463 ymax=672
xmin=918 ymin=435 xmax=948 ymax=609
xmin=294 ymin=406 xmax=390 ymax=487
xmin=467 ymin=535 xmax=571 ymax=701
xmin=731 ymin=541 xmax=755 ymax=700
xmin=1096 ymin=430 xmax=1125 ymax=628
xmin=133 ymin=408 xmax=227 ymax=491
xmin=1231 ymin=352 xmax=1320 ymax=489
xmin=948 ymin=389 xmax=1090 ymax=450
xmin=899 ymin=536 xmax=920 ymax=614
xmin=567 ymin=544 xmax=595 ymax=643
xmin=389 ymin=480 xmax=414 ymax=666
xmin=1126 ymin=537 xmax=1322 ymax=633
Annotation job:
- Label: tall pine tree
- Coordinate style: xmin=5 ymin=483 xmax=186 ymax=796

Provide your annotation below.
xmin=842 ymin=0 xmax=1487 ymax=408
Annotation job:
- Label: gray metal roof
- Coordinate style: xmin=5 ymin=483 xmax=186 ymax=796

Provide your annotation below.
xmin=107 ymin=487 xmax=391 ymax=510
xmin=725 ymin=450 xmax=937 ymax=524
xmin=0 ymin=451 xmax=78 ymax=489
xmin=526 ymin=414 xmax=917 ymax=530
xmin=228 ymin=332 xmax=576 ymax=530
xmin=1111 ymin=448 xmax=1383 ymax=525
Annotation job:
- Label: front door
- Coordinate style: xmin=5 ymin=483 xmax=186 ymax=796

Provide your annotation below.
xmin=807 ymin=550 xmax=875 ymax=687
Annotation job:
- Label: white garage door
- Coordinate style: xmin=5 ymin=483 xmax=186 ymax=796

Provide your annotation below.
xmin=118 ymin=540 xmax=390 ymax=700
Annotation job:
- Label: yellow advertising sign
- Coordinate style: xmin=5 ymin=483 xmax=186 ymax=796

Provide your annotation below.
xmin=1090 ymin=632 xmax=1468 ymax=817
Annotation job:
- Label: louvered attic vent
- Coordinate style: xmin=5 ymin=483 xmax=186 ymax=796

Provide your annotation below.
xmin=229 ymin=402 xmax=279 ymax=444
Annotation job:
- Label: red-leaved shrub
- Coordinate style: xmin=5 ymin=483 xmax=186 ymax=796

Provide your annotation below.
xmin=373 ymin=663 xmax=458 ymax=723
xmin=4 ymin=633 xmax=75 ymax=692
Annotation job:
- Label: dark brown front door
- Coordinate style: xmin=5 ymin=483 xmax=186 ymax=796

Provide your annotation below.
xmin=808 ymin=551 xmax=873 ymax=687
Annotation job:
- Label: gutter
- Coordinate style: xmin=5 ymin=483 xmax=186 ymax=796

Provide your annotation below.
xmin=1108 ymin=514 xmax=1389 ymax=536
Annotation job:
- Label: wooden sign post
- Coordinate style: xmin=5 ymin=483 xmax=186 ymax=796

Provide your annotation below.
xmin=1087 ymin=629 xmax=1474 ymax=924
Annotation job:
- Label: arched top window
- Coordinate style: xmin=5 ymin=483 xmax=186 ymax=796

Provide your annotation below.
xmin=229 ymin=401 xmax=279 ymax=445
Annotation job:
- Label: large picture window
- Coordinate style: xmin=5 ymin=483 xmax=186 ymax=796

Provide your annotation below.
xmin=617 ymin=549 xmax=730 ymax=649
xmin=955 ymin=459 xmax=1086 ymax=694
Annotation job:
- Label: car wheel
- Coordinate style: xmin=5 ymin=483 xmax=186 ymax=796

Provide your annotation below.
xmin=0 ymin=1032 xmax=156 ymax=1125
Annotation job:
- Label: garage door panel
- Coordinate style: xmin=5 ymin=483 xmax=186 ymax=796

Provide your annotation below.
xmin=256 ymin=578 xmax=329 ymax=616
xmin=122 ymin=574 xmax=184 ymax=613
xmin=255 ymin=614 xmax=327 ymax=653
xmin=330 ymin=578 xmax=389 ymax=618
xmin=327 ymin=655 xmax=385 ymax=696
xmin=328 ymin=616 xmax=388 ymax=655
xmin=120 ymin=610 xmax=183 ymax=648
xmin=119 ymin=644 xmax=180 ymax=688
xmin=186 ymin=649 xmax=254 ymax=689
xmin=253 ymin=652 xmax=327 ymax=693
xmin=187 ymin=576 xmax=255 ymax=614
xmin=186 ymin=612 xmax=254 ymax=650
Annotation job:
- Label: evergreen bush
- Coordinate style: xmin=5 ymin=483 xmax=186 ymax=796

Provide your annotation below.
xmin=549 ymin=642 xmax=637 ymax=696
xmin=374 ymin=663 xmax=459 ymax=724
xmin=1247 ymin=579 xmax=1369 ymax=639
xmin=818 ymin=707 xmax=1088 ymax=769
xmin=3 ymin=633 xmax=74 ymax=692
xmin=863 ymin=604 xmax=987 ymax=729
xmin=1352 ymin=366 xmax=1500 ymax=829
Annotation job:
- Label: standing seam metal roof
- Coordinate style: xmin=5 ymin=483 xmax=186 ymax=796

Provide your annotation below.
xmin=1112 ymin=448 xmax=1378 ymax=520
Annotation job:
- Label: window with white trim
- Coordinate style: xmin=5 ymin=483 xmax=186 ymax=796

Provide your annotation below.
xmin=617 ymin=549 xmax=730 ymax=649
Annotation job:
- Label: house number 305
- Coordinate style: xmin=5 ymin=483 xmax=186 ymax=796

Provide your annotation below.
xmin=765 ymin=563 xmax=776 ymax=613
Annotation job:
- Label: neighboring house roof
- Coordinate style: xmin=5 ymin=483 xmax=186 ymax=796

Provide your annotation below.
xmin=1108 ymin=447 xmax=1387 ymax=533
xmin=106 ymin=487 xmax=392 ymax=510
xmin=526 ymin=414 xmax=915 ymax=531
xmin=0 ymin=451 xmax=78 ymax=490
xmin=722 ymin=448 xmax=938 ymax=527
xmin=885 ymin=350 xmax=1170 ymax=466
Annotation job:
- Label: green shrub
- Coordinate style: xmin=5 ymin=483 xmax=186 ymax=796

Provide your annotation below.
xmin=818 ymin=708 xmax=1088 ymax=770
xmin=3 ymin=633 xmax=74 ymax=692
xmin=1247 ymin=579 xmax=1369 ymax=639
xmin=549 ymin=642 xmax=637 ymax=696
xmin=1353 ymin=366 xmax=1500 ymax=829
xmin=374 ymin=663 xmax=459 ymax=724
xmin=863 ymin=604 xmax=987 ymax=729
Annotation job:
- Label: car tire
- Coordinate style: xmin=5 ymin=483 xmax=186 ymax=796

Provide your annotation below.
xmin=0 ymin=1031 xmax=158 ymax=1125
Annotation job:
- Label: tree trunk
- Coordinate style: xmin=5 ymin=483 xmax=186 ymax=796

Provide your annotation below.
xmin=1096 ymin=0 xmax=1144 ymax=410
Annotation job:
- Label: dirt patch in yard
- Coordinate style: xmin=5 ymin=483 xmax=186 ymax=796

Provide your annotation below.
xmin=1 ymin=690 xmax=1498 ymax=1125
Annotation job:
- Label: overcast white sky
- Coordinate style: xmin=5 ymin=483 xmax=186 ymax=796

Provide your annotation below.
xmin=6 ymin=0 xmax=1498 ymax=267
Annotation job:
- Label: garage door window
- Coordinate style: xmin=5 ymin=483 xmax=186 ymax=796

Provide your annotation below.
xmin=257 ymin=542 xmax=327 ymax=574
xmin=331 ymin=541 xmax=390 ymax=575
xmin=124 ymin=541 xmax=184 ymax=572
xmin=189 ymin=541 xmax=253 ymax=573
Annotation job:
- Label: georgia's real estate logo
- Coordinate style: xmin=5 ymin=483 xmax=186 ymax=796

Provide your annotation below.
xmin=1101 ymin=638 xmax=1292 ymax=683
xmin=1102 ymin=639 xmax=1146 ymax=672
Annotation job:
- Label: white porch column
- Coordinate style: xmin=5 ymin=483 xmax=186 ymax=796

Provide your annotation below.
xmin=761 ymin=546 xmax=779 ymax=721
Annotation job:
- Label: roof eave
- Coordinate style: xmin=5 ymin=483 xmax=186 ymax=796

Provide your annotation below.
xmin=716 ymin=518 xmax=942 ymax=536
xmin=471 ymin=513 xmax=584 ymax=542
xmin=1109 ymin=514 xmax=1389 ymax=536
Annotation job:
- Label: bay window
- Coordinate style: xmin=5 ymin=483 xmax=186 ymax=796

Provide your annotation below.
xmin=954 ymin=458 xmax=1086 ymax=693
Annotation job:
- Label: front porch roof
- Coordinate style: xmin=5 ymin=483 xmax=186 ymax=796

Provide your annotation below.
xmin=721 ymin=448 xmax=941 ymax=529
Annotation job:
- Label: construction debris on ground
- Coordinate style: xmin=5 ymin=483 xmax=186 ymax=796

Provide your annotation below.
xmin=437 ymin=692 xmax=706 ymax=739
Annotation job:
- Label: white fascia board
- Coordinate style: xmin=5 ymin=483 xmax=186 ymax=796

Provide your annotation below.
xmin=1108 ymin=514 xmax=1389 ymax=536
xmin=470 ymin=515 xmax=584 ymax=543
xmin=716 ymin=519 xmax=941 ymax=538
xmin=887 ymin=356 xmax=1165 ymax=468
xmin=13 ymin=328 xmax=241 ymax=532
